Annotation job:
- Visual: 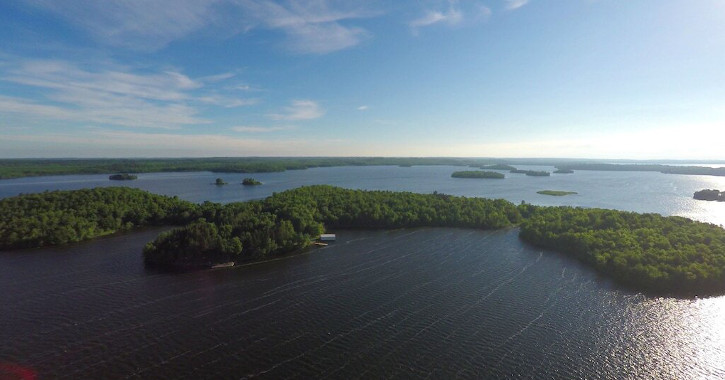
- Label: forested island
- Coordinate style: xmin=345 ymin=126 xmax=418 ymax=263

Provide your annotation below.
xmin=553 ymin=169 xmax=574 ymax=174
xmin=451 ymin=171 xmax=505 ymax=179
xmin=215 ymin=178 xmax=227 ymax=185
xmin=242 ymin=177 xmax=262 ymax=185
xmin=109 ymin=173 xmax=137 ymax=180
xmin=537 ymin=190 xmax=577 ymax=196
xmin=511 ymin=169 xmax=551 ymax=176
xmin=3 ymin=186 xmax=725 ymax=295
xmin=480 ymin=164 xmax=517 ymax=171
xmin=694 ymin=189 xmax=725 ymax=202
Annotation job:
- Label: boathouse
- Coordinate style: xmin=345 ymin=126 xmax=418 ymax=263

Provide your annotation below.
xmin=320 ymin=234 xmax=336 ymax=242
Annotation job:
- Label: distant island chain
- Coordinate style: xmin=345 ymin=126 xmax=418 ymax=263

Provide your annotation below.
xmin=2 ymin=185 xmax=725 ymax=296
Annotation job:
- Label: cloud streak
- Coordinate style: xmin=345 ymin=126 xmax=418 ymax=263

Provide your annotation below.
xmin=0 ymin=59 xmax=255 ymax=129
xmin=25 ymin=0 xmax=219 ymax=51
xmin=230 ymin=125 xmax=294 ymax=133
xmin=25 ymin=0 xmax=376 ymax=54
xmin=409 ymin=1 xmax=491 ymax=34
xmin=269 ymin=100 xmax=324 ymax=121
xmin=504 ymin=0 xmax=529 ymax=11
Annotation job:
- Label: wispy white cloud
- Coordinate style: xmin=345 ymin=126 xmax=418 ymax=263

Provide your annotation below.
xmin=25 ymin=0 xmax=376 ymax=54
xmin=198 ymin=96 xmax=258 ymax=108
xmin=410 ymin=9 xmax=462 ymax=29
xmin=504 ymin=0 xmax=529 ymax=11
xmin=0 ymin=59 xmax=255 ymax=129
xmin=230 ymin=125 xmax=294 ymax=132
xmin=235 ymin=0 xmax=375 ymax=54
xmin=269 ymin=99 xmax=324 ymax=120
xmin=6 ymin=60 xmax=200 ymax=102
xmin=409 ymin=1 xmax=490 ymax=34
xmin=357 ymin=105 xmax=369 ymax=111
xmin=25 ymin=0 xmax=220 ymax=51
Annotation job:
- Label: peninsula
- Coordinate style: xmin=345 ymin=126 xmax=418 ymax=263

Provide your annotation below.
xmin=3 ymin=186 xmax=725 ymax=296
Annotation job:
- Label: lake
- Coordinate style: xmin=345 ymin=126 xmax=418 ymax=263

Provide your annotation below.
xmin=1 ymin=166 xmax=725 ymax=378
xmin=2 ymin=165 xmax=725 ymax=225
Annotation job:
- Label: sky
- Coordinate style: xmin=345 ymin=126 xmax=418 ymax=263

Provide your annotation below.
xmin=1 ymin=0 xmax=724 ymax=159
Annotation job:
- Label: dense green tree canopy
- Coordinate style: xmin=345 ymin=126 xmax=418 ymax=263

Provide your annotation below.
xmin=519 ymin=206 xmax=725 ymax=294
xmin=0 ymin=187 xmax=198 ymax=249
xmin=144 ymin=185 xmax=521 ymax=267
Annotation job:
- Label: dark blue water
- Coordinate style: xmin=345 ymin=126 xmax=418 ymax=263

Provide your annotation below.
xmin=1 ymin=228 xmax=723 ymax=379
xmin=1 ymin=166 xmax=725 ymax=378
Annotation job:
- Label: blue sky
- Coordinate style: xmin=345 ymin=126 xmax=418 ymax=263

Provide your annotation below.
xmin=1 ymin=0 xmax=724 ymax=159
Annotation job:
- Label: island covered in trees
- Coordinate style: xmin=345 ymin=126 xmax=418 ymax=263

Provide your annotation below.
xmin=479 ymin=164 xmax=517 ymax=171
xmin=451 ymin=171 xmax=505 ymax=179
xmin=109 ymin=173 xmax=137 ymax=180
xmin=537 ymin=190 xmax=577 ymax=196
xmin=242 ymin=177 xmax=262 ymax=185
xmin=694 ymin=189 xmax=724 ymax=202
xmin=2 ymin=186 xmax=725 ymax=295
xmin=511 ymin=169 xmax=551 ymax=176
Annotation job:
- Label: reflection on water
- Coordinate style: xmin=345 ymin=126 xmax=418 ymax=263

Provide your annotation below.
xmin=0 ymin=228 xmax=723 ymax=378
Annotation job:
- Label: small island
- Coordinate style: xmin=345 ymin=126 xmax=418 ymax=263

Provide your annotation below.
xmin=109 ymin=173 xmax=138 ymax=180
xmin=694 ymin=189 xmax=724 ymax=202
xmin=242 ymin=177 xmax=263 ymax=186
xmin=537 ymin=190 xmax=578 ymax=196
xmin=451 ymin=171 xmax=505 ymax=179
xmin=215 ymin=178 xmax=227 ymax=186
xmin=481 ymin=164 xmax=517 ymax=171
xmin=553 ymin=169 xmax=574 ymax=174
xmin=511 ymin=169 xmax=551 ymax=176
